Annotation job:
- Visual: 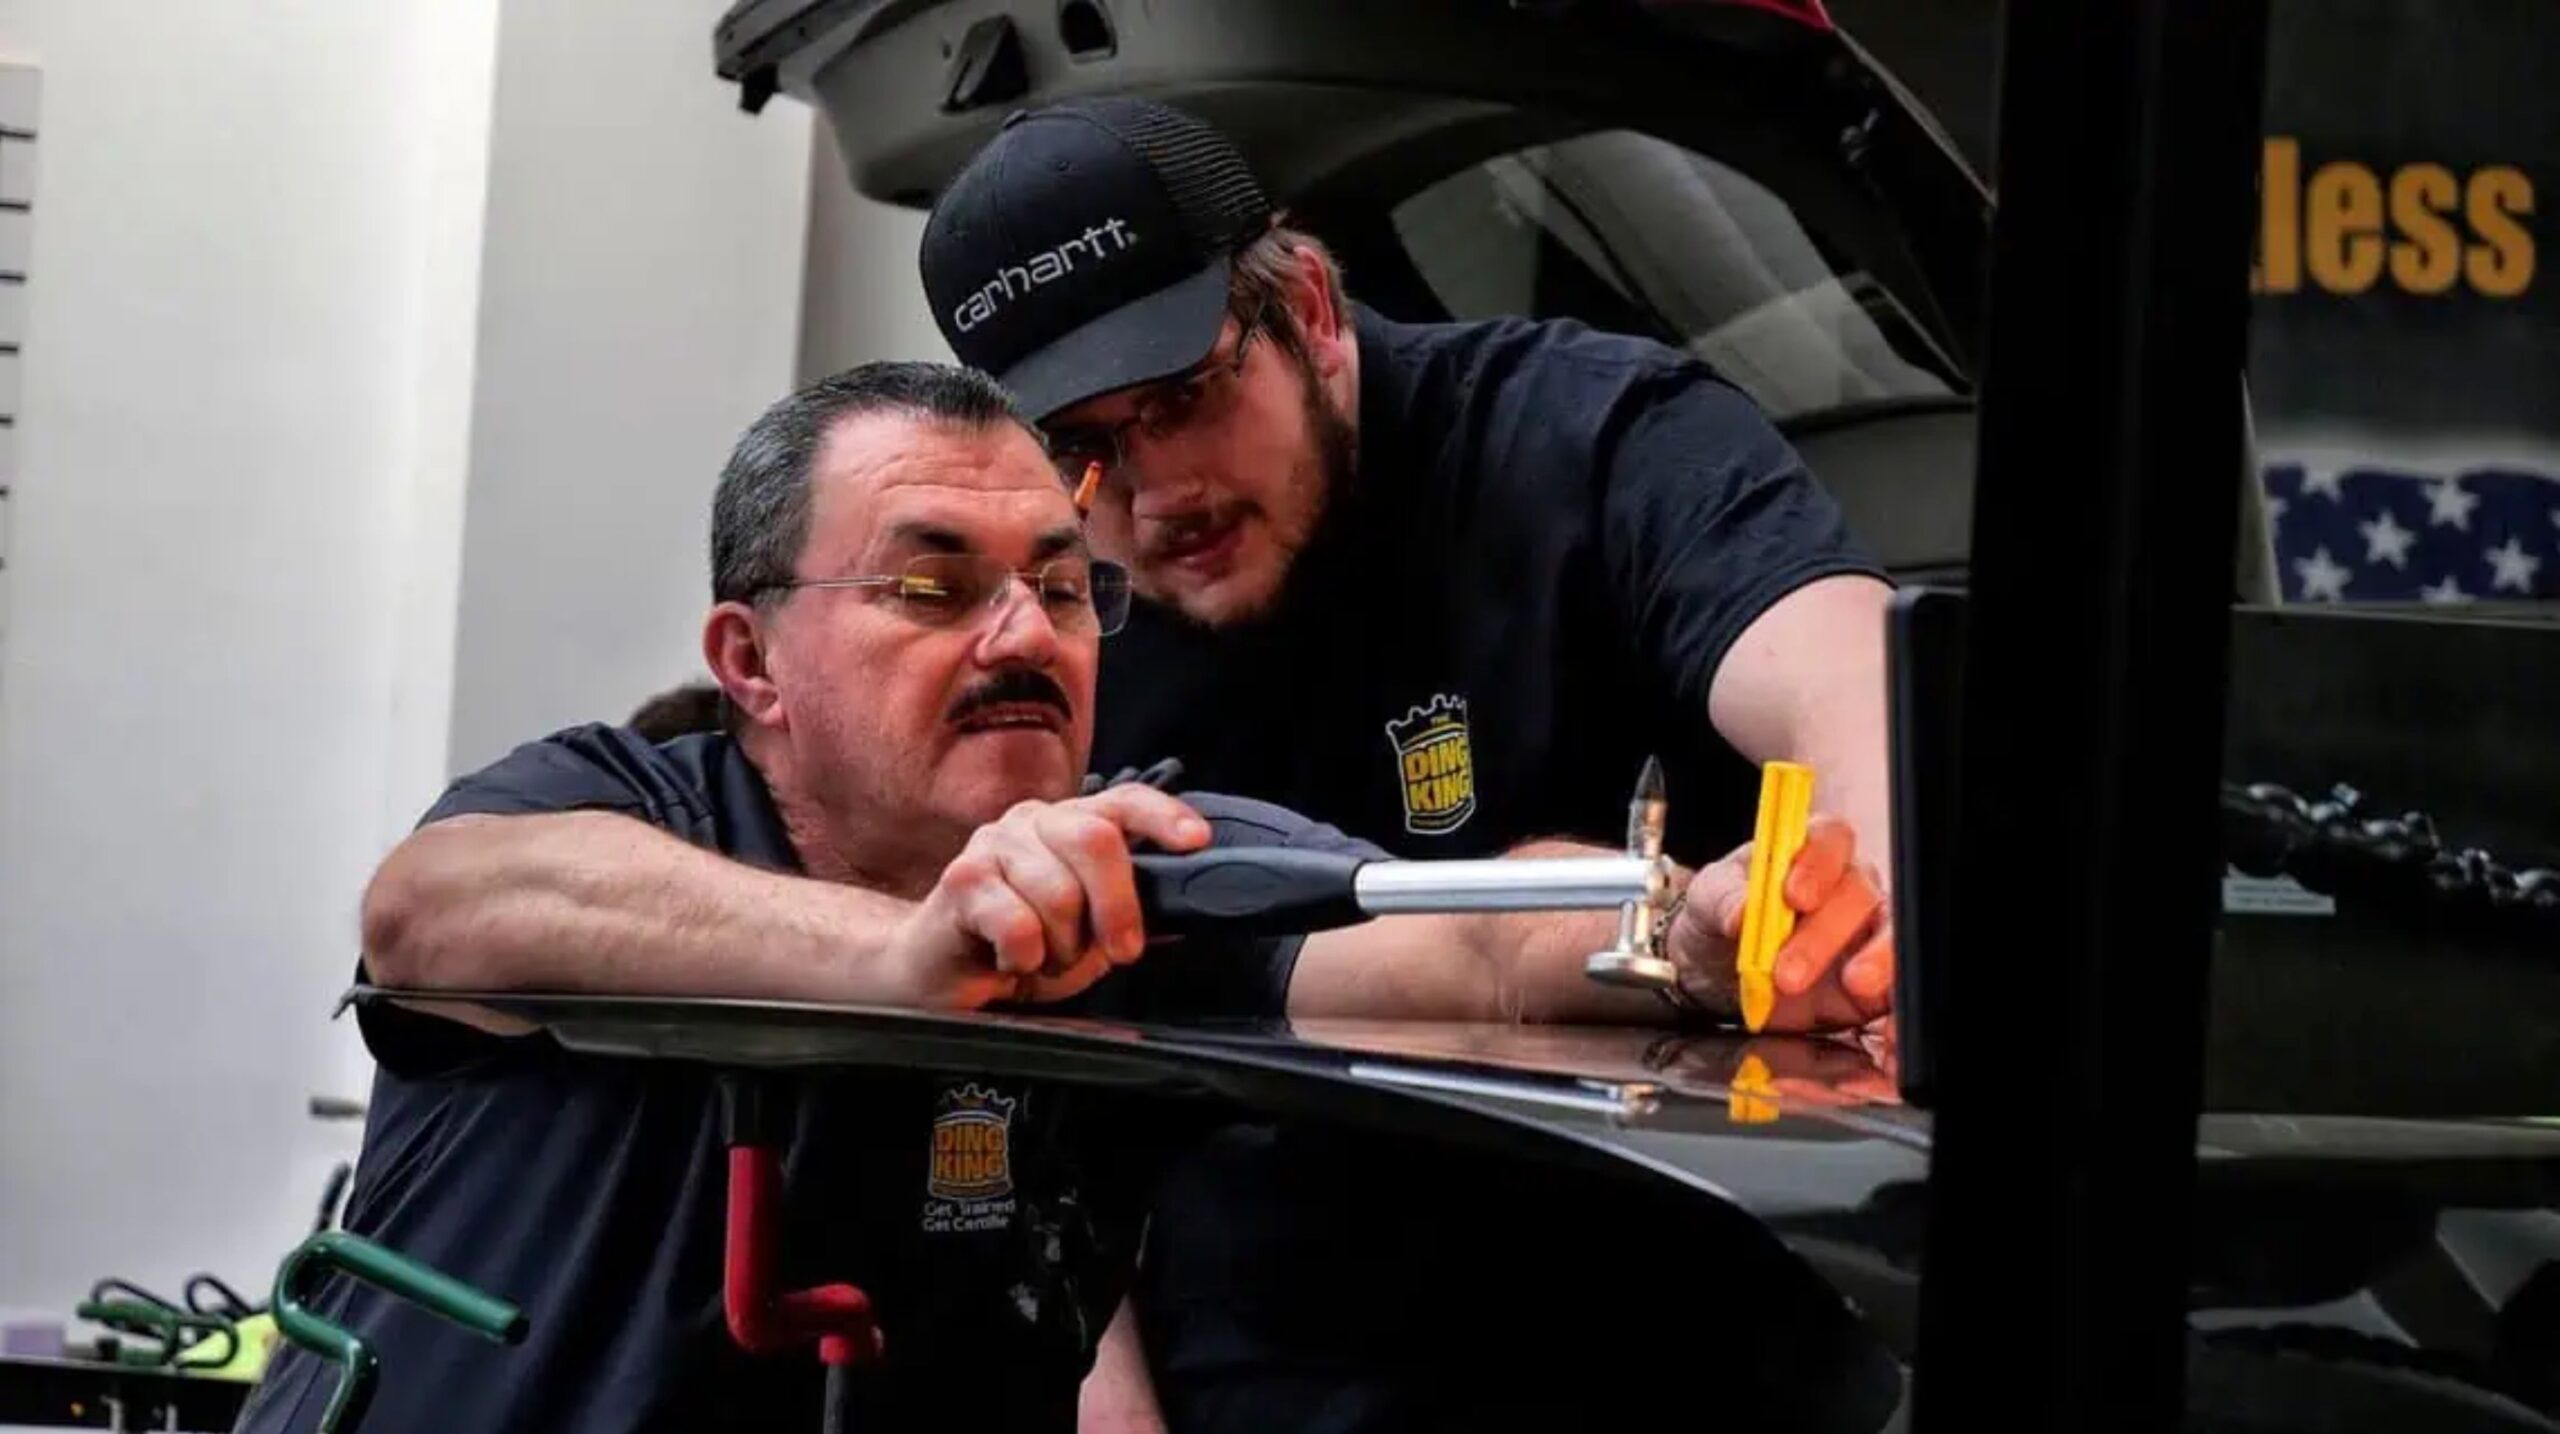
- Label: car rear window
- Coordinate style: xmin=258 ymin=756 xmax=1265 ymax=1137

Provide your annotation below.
xmin=1387 ymin=128 xmax=1960 ymax=420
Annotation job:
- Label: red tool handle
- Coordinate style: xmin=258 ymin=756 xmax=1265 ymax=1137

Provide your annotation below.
xmin=723 ymin=1139 xmax=880 ymax=1368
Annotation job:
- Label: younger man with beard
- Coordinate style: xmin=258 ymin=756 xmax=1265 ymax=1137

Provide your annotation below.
xmin=922 ymin=98 xmax=1901 ymax=1430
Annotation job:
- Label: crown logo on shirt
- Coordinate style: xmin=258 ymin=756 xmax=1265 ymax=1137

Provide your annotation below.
xmin=927 ymin=1084 xmax=1018 ymax=1203
xmin=1383 ymin=694 xmax=1477 ymax=836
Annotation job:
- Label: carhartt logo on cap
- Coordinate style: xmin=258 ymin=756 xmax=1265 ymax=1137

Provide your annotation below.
xmin=951 ymin=218 xmax=1141 ymax=333
xmin=921 ymin=96 xmax=1269 ymax=416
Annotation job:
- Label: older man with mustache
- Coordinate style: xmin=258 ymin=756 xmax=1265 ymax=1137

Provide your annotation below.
xmin=233 ymin=361 xmax=1863 ymax=1434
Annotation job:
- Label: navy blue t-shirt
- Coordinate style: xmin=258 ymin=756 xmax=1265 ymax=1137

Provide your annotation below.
xmin=234 ymin=723 xmax=1378 ymax=1434
xmin=1097 ymin=308 xmax=1887 ymax=1432
xmin=1093 ymin=302 xmax=1887 ymax=866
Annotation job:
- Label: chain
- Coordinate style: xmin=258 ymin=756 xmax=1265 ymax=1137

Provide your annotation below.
xmin=2221 ymin=779 xmax=2559 ymax=942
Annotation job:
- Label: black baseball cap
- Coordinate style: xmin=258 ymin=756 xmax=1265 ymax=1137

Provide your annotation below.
xmin=921 ymin=97 xmax=1273 ymax=423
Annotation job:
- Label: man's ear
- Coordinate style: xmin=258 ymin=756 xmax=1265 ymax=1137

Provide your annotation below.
xmin=1285 ymin=243 xmax=1350 ymax=377
xmin=703 ymin=601 xmax=785 ymax=730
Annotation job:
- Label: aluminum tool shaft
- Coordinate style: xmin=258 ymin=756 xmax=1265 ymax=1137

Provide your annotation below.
xmin=1353 ymin=855 xmax=1657 ymax=912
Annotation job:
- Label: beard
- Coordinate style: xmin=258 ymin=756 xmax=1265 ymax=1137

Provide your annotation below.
xmin=1160 ymin=343 xmax=1360 ymax=636
xmin=1303 ymin=345 xmax=1361 ymax=509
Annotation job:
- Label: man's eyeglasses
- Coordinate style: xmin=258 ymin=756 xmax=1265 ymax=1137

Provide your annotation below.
xmin=1045 ymin=306 xmax=1267 ymax=489
xmin=759 ymin=553 xmax=1133 ymax=636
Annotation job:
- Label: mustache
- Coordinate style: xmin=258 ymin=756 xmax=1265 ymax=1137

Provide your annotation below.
xmin=947 ymin=667 xmax=1073 ymax=725
xmin=1139 ymin=502 xmax=1250 ymax=561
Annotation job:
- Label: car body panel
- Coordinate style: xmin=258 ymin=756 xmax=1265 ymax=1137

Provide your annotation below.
xmin=362 ymin=986 xmax=2560 ymax=1381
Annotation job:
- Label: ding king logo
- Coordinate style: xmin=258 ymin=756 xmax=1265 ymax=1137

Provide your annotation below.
xmin=923 ymin=1084 xmax=1019 ymax=1234
xmin=1384 ymin=694 xmax=1477 ymax=835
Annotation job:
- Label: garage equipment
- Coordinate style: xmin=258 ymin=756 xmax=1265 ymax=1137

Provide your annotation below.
xmin=1582 ymin=755 xmax=1683 ymax=991
xmin=1099 ymin=753 xmax=1685 ymax=986
xmin=1130 ymin=760 xmax=1672 ymax=948
xmin=68 ymin=1298 xmax=239 ymax=1374
xmin=269 ymin=1231 xmax=527 ymax=1434
xmin=719 ymin=1073 xmax=882 ymax=1434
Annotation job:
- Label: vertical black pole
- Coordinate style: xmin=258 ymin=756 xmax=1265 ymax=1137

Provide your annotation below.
xmin=824 ymin=1362 xmax=850 ymax=1434
xmin=1909 ymin=1 xmax=2269 ymax=1432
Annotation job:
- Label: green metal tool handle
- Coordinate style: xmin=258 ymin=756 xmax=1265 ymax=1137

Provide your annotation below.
xmin=271 ymin=1230 xmax=528 ymax=1434
xmin=74 ymin=1298 xmax=238 ymax=1368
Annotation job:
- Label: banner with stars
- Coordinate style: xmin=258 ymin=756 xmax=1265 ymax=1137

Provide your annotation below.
xmin=2239 ymin=0 xmax=2554 ymax=614
xmin=2263 ymin=458 xmax=2558 ymax=604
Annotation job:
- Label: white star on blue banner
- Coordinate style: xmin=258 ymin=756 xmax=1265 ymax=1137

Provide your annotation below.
xmin=2262 ymin=462 xmax=2559 ymax=603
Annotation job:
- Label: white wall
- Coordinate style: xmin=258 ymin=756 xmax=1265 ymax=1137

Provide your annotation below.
xmin=442 ymin=2 xmax=811 ymax=774
xmin=0 ymin=0 xmax=816 ymax=1331
xmin=0 ymin=0 xmax=500 ymax=1320
xmin=797 ymin=117 xmax=951 ymax=383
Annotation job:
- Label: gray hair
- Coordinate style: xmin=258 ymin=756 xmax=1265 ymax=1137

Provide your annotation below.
xmin=711 ymin=361 xmax=1036 ymax=605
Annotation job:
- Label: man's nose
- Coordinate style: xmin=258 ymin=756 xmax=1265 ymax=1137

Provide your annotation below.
xmin=972 ymin=578 xmax=1065 ymax=666
xmin=1127 ymin=469 xmax=1213 ymax=523
xmin=1118 ymin=438 xmax=1214 ymax=516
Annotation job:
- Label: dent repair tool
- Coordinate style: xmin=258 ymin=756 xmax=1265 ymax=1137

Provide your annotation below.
xmin=1583 ymin=756 xmax=1681 ymax=990
xmin=1737 ymin=760 xmax=1817 ymax=1032
xmin=1133 ymin=759 xmax=1669 ymax=940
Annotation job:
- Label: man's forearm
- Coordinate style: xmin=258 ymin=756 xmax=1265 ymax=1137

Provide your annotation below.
xmin=360 ymin=811 xmax=914 ymax=1004
xmin=1708 ymin=573 xmax=1897 ymax=876
xmin=1778 ymin=671 xmax=1895 ymax=890
xmin=1329 ymin=581 xmax=1898 ymax=1025
xmin=1079 ymin=1296 xmax=1166 ymax=1434
xmin=1299 ymin=576 xmax=1902 ymax=1027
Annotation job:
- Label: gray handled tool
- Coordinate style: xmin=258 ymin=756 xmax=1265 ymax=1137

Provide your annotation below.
xmin=1127 ymin=759 xmax=1674 ymax=957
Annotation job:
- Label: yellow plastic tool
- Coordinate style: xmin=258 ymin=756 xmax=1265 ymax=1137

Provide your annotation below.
xmin=1736 ymin=760 xmax=1816 ymax=1032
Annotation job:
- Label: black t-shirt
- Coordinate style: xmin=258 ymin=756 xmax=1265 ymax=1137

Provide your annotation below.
xmin=1096 ymin=308 xmax=1886 ymax=1432
xmin=232 ymin=723 xmax=1378 ymax=1434
xmin=1094 ymin=302 xmax=1886 ymax=868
